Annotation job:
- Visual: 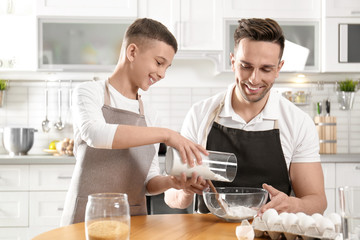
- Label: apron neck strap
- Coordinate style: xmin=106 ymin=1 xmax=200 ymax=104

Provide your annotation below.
xmin=104 ymin=79 xmax=145 ymax=115
xmin=201 ymin=93 xmax=226 ymax=148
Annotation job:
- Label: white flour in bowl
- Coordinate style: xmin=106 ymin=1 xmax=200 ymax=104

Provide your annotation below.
xmin=222 ymin=206 xmax=258 ymax=220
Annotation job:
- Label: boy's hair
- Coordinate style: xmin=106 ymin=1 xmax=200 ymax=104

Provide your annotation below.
xmin=234 ymin=18 xmax=285 ymax=60
xmin=124 ymin=18 xmax=178 ymax=53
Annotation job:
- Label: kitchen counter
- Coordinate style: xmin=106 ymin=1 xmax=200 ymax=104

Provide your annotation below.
xmin=0 ymin=154 xmax=359 ymax=164
xmin=0 ymin=154 xmax=76 ymax=164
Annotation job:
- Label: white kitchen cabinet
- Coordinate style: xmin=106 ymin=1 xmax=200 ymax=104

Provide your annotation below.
xmin=0 ymin=162 xmax=74 ymax=239
xmin=29 ymin=165 xmax=74 ymax=190
xmin=0 ymin=228 xmax=28 ymax=240
xmin=0 ymin=15 xmax=37 ymax=71
xmin=324 ymin=0 xmax=360 ymax=17
xmin=29 ymin=191 xmax=67 ymax=226
xmin=36 ymin=0 xmax=137 ymax=17
xmin=335 ymin=163 xmax=360 ymax=187
xmin=322 ymin=163 xmax=336 ymax=215
xmin=138 ymin=0 xmax=223 ymax=51
xmin=0 ymin=192 xmax=29 ymax=227
xmin=223 ymin=0 xmax=321 ymax=19
xmin=0 ymin=165 xmax=29 ymax=190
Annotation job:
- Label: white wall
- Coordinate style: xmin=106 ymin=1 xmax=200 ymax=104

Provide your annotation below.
xmin=0 ymin=59 xmax=360 ymax=154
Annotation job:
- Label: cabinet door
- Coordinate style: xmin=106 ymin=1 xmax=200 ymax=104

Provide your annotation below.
xmin=0 ymin=16 xmax=36 ymax=71
xmin=180 ymin=0 xmax=223 ymax=50
xmin=335 ymin=163 xmax=360 ymax=187
xmin=0 ymin=165 xmax=29 ymax=190
xmin=36 ymin=0 xmax=137 ymax=17
xmin=29 ymin=165 xmax=74 ymax=191
xmin=29 ymin=191 xmax=67 ymax=226
xmin=325 ymin=0 xmax=360 ymax=17
xmin=0 ymin=192 xmax=29 ymax=227
xmin=223 ymin=0 xmax=320 ymax=19
xmin=322 ymin=163 xmax=336 ymax=189
xmin=0 ymin=228 xmax=28 ymax=240
xmin=138 ymin=0 xmax=222 ymax=50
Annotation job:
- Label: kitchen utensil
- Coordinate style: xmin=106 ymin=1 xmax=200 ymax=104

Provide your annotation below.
xmin=203 ymin=187 xmax=268 ymax=222
xmin=41 ymin=80 xmax=51 ymax=132
xmin=65 ymin=79 xmax=73 ymax=127
xmin=54 ymin=80 xmax=64 ymax=131
xmin=1 ymin=127 xmax=38 ymax=156
xmin=317 ymin=101 xmax=322 ymax=115
xmin=326 ymin=99 xmax=331 ymax=116
xmin=339 ymin=186 xmax=360 ymax=240
xmin=207 ymin=179 xmax=229 ymax=214
xmin=85 ymin=193 xmax=130 ymax=240
xmin=165 ymin=147 xmax=237 ymax=182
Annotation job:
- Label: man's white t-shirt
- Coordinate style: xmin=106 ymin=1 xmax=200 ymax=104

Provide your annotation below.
xmin=181 ymin=83 xmax=320 ymax=170
xmin=72 ymin=80 xmax=161 ymax=185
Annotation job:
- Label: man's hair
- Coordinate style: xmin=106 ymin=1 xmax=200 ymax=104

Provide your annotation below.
xmin=234 ymin=18 xmax=285 ymax=60
xmin=124 ymin=18 xmax=178 ymax=53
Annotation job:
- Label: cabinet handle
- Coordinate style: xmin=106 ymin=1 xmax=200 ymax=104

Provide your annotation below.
xmin=57 ymin=207 xmax=64 ymax=211
xmin=355 ymin=166 xmax=360 ymax=170
xmin=57 ymin=176 xmax=72 ymax=179
xmin=351 ymin=11 xmax=360 ymax=15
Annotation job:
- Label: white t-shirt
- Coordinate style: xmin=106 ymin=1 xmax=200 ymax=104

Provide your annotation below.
xmin=181 ymin=83 xmax=320 ymax=170
xmin=72 ymin=79 xmax=161 ymax=185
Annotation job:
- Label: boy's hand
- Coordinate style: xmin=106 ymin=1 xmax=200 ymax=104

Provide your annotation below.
xmin=170 ymin=172 xmax=207 ymax=195
xmin=165 ymin=130 xmax=208 ymax=167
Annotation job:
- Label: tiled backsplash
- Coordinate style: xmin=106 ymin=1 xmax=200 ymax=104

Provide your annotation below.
xmin=0 ymin=80 xmax=359 ymax=154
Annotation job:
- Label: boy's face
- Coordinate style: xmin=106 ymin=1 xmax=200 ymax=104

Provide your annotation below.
xmin=230 ymin=38 xmax=284 ymax=104
xmin=130 ymin=40 xmax=175 ymax=91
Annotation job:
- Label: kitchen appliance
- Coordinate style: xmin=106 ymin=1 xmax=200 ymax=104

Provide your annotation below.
xmin=1 ymin=127 xmax=37 ymax=156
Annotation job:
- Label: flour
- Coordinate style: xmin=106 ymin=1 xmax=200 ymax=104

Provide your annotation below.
xmin=192 ymin=165 xmax=230 ymax=182
xmin=222 ymin=206 xmax=258 ymax=220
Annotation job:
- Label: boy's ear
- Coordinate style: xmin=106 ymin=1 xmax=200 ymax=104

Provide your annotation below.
xmin=126 ymin=43 xmax=138 ymax=62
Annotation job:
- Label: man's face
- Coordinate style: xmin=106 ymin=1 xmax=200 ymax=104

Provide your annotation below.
xmin=230 ymin=38 xmax=284 ymax=103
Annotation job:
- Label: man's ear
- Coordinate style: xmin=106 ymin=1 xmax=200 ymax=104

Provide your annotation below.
xmin=126 ymin=43 xmax=138 ymax=62
xmin=230 ymin=53 xmax=235 ymax=72
xmin=276 ymin=60 xmax=284 ymax=78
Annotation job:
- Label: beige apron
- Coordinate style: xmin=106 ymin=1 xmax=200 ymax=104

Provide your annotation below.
xmin=60 ymin=80 xmax=155 ymax=226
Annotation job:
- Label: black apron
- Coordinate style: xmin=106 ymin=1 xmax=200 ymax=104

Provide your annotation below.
xmin=196 ymin=93 xmax=291 ymax=213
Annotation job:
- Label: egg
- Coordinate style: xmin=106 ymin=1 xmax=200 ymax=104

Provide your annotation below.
xmin=282 ymin=213 xmax=299 ymax=231
xmin=267 ymin=214 xmax=282 ymax=230
xmin=298 ymin=214 xmax=316 ymax=232
xmin=279 ymin=212 xmax=289 ymax=219
xmin=296 ymin=212 xmax=307 ymax=219
xmin=311 ymin=213 xmax=324 ymax=222
xmin=327 ymin=213 xmax=341 ymax=225
xmin=262 ymin=209 xmax=278 ymax=225
xmin=316 ymin=217 xmax=335 ymax=234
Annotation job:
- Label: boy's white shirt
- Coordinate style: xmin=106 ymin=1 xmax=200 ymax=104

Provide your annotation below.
xmin=72 ymin=79 xmax=161 ymax=186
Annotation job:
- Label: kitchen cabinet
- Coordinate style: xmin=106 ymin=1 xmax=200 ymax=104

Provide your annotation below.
xmin=222 ymin=0 xmax=320 ymax=19
xmin=138 ymin=0 xmax=223 ymax=51
xmin=0 ymin=163 xmax=74 ymax=240
xmin=36 ymin=0 xmax=137 ymax=17
xmin=321 ymin=162 xmax=360 ymax=215
xmin=324 ymin=0 xmax=360 ymax=17
xmin=0 ymin=15 xmax=37 ymax=71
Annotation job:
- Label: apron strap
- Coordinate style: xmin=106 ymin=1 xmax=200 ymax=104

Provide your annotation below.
xmin=105 ymin=79 xmax=144 ymax=115
xmin=201 ymin=93 xmax=226 ymax=148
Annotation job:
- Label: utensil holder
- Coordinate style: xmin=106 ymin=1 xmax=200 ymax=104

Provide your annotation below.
xmin=0 ymin=90 xmax=5 ymax=107
xmin=314 ymin=116 xmax=337 ymax=154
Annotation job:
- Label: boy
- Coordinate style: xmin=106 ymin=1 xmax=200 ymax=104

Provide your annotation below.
xmin=61 ymin=18 xmax=207 ymax=226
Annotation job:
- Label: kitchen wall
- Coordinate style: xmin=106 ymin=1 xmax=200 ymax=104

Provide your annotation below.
xmin=0 ymin=59 xmax=360 ymax=154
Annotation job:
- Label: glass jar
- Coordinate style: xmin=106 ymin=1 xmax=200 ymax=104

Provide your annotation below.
xmin=294 ymin=91 xmax=306 ymax=103
xmin=85 ymin=193 xmax=130 ymax=240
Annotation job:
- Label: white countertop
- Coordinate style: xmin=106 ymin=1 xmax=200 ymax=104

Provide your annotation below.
xmin=0 ymin=153 xmax=358 ymax=165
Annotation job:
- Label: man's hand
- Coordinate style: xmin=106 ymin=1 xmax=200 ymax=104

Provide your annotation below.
xmin=260 ymin=183 xmax=299 ymax=215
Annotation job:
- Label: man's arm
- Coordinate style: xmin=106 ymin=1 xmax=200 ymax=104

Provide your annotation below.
xmin=260 ymin=162 xmax=327 ymax=215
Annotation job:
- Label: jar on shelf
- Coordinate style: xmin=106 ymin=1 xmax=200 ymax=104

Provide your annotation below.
xmin=294 ymin=91 xmax=306 ymax=104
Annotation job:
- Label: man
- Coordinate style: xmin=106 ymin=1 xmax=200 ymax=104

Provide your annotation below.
xmin=165 ymin=18 xmax=327 ymax=215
